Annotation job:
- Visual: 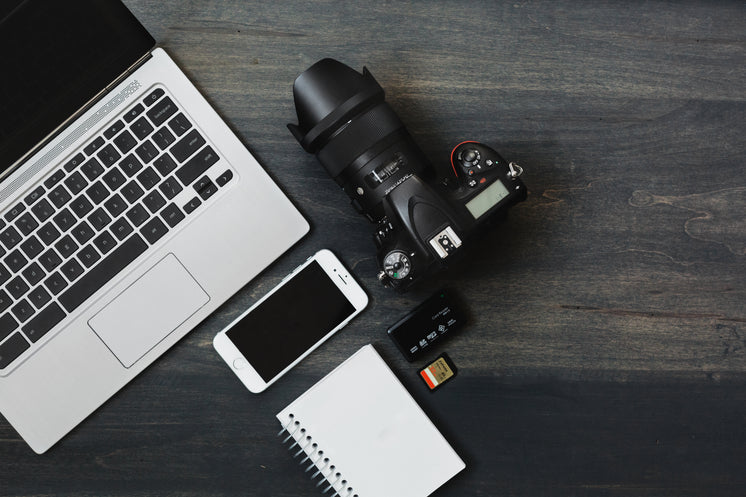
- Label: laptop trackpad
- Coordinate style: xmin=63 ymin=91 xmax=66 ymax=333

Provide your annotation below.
xmin=89 ymin=254 xmax=210 ymax=368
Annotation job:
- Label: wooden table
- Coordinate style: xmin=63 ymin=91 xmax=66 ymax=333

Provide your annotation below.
xmin=2 ymin=1 xmax=745 ymax=495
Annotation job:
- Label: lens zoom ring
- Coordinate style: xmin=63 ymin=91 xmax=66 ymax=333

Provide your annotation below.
xmin=317 ymin=103 xmax=404 ymax=179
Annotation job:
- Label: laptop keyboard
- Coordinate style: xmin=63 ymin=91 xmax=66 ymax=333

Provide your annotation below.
xmin=0 ymin=87 xmax=234 ymax=370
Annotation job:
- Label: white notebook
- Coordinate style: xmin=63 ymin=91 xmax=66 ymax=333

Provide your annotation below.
xmin=276 ymin=344 xmax=465 ymax=497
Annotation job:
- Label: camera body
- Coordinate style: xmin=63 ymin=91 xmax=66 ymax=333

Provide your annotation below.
xmin=288 ymin=59 xmax=526 ymax=290
xmin=371 ymin=141 xmax=526 ymax=289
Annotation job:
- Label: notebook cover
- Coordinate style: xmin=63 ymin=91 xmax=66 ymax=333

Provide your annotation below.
xmin=276 ymin=344 xmax=465 ymax=497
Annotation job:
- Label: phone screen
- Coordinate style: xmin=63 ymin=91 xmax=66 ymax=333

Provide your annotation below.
xmin=226 ymin=260 xmax=355 ymax=382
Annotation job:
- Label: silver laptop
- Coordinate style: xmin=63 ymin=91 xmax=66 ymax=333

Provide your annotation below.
xmin=0 ymin=0 xmax=309 ymax=453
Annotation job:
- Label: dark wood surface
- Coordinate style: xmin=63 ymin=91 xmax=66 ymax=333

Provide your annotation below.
xmin=2 ymin=1 xmax=746 ymax=495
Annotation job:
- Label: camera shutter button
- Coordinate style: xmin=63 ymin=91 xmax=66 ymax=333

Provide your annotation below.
xmin=460 ymin=148 xmax=480 ymax=168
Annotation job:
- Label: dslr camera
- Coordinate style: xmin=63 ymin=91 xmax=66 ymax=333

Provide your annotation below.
xmin=288 ymin=59 xmax=526 ymax=290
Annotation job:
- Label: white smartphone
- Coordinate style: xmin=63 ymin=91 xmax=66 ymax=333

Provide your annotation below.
xmin=213 ymin=249 xmax=368 ymax=393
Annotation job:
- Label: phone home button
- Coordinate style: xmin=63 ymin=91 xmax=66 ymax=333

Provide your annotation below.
xmin=233 ymin=358 xmax=249 ymax=370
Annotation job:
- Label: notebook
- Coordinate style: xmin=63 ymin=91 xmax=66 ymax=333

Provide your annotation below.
xmin=276 ymin=344 xmax=465 ymax=497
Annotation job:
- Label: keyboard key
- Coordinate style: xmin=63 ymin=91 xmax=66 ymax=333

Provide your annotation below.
xmin=86 ymin=181 xmax=110 ymax=205
xmin=21 ymin=262 xmax=44 ymax=286
xmin=121 ymin=180 xmax=144 ymax=203
xmin=113 ymin=129 xmax=138 ymax=154
xmin=193 ymin=176 xmax=211 ymax=192
xmin=147 ymin=96 xmax=178 ymax=126
xmin=167 ymin=112 xmax=192 ymax=136
xmin=83 ymin=136 xmax=105 ymax=156
xmin=55 ymin=235 xmax=79 ymax=259
xmin=64 ymin=171 xmax=88 ymax=196
xmin=126 ymin=204 xmax=149 ymax=227
xmin=161 ymin=204 xmax=185 ymax=228
xmin=44 ymin=272 xmax=68 ymax=295
xmin=152 ymin=127 xmax=175 ymax=150
xmin=11 ymin=299 xmax=34 ymax=323
xmin=4 ymin=250 xmax=27 ymax=273
xmin=171 ymin=130 xmax=206 ymax=163
xmin=0 ymin=226 xmax=22 ymax=250
xmin=159 ymin=177 xmax=182 ymax=199
xmin=70 ymin=196 xmax=94 ymax=218
xmin=216 ymin=169 xmax=234 ymax=187
xmin=31 ymin=198 xmax=54 ymax=223
xmin=93 ymin=231 xmax=116 ymax=254
xmin=131 ymin=116 xmax=154 ymax=141
xmin=88 ymin=207 xmax=112 ymax=231
xmin=58 ymin=234 xmax=148 ymax=313
xmin=141 ymin=217 xmax=169 ymax=244
xmin=39 ymin=249 xmax=62 ymax=272
xmin=15 ymin=212 xmax=38 ymax=236
xmin=0 ymin=332 xmax=28 ymax=369
xmin=24 ymin=186 xmax=46 ymax=206
xmin=137 ymin=167 xmax=160 ymax=190
xmin=53 ymin=208 xmax=76 ymax=232
xmin=175 ymin=146 xmax=219 ymax=186
xmin=123 ymin=103 xmax=145 ymax=123
xmin=22 ymin=302 xmax=65 ymax=343
xmin=48 ymin=185 xmax=72 ymax=208
xmin=60 ymin=259 xmax=85 ymax=281
xmin=183 ymin=196 xmax=201 ymax=215
xmin=103 ymin=119 xmax=125 ymax=140
xmin=38 ymin=222 xmax=61 ymax=245
xmin=77 ymin=245 xmax=101 ymax=268
xmin=111 ymin=218 xmax=133 ymax=241
xmin=143 ymin=88 xmax=165 ymax=106
xmin=120 ymin=154 xmax=144 ymax=177
xmin=20 ymin=235 xmax=44 ymax=259
xmin=104 ymin=194 xmax=127 ymax=217
xmin=0 ymin=311 xmax=15 ymax=341
xmin=44 ymin=169 xmax=66 ymax=189
xmin=136 ymin=140 xmax=159 ymax=164
xmin=0 ymin=290 xmax=11 ymax=314
xmin=7 ymin=276 xmax=29 ymax=299
xmin=28 ymin=286 xmax=51 ymax=309
xmin=82 ymin=159 xmax=106 ymax=184
xmin=153 ymin=154 xmax=177 ymax=176
xmin=71 ymin=221 xmax=95 ymax=245
xmin=143 ymin=190 xmax=166 ymax=213
xmin=4 ymin=202 xmax=25 ymax=223
xmin=94 ymin=144 xmax=122 ymax=169
xmin=103 ymin=167 xmax=127 ymax=191
xmin=63 ymin=152 xmax=85 ymax=172
xmin=199 ymin=181 xmax=218 ymax=200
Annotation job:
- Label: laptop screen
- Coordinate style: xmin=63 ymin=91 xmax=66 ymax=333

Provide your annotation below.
xmin=0 ymin=0 xmax=154 ymax=174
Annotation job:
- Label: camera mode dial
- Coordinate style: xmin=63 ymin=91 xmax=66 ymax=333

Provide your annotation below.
xmin=383 ymin=251 xmax=412 ymax=280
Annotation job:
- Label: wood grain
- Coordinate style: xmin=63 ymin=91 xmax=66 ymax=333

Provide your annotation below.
xmin=1 ymin=0 xmax=745 ymax=496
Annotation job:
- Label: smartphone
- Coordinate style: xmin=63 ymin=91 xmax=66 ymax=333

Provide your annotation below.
xmin=213 ymin=249 xmax=368 ymax=393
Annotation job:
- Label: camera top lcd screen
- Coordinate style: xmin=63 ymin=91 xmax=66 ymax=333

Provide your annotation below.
xmin=225 ymin=261 xmax=355 ymax=382
xmin=465 ymin=179 xmax=510 ymax=219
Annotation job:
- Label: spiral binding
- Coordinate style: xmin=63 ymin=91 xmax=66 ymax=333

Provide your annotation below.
xmin=278 ymin=414 xmax=358 ymax=497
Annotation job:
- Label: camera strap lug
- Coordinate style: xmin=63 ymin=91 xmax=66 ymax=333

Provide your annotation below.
xmin=508 ymin=162 xmax=523 ymax=179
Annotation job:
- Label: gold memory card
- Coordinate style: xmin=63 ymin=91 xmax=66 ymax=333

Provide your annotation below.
xmin=419 ymin=353 xmax=457 ymax=391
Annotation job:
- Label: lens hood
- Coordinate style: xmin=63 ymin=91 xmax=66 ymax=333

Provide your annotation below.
xmin=288 ymin=58 xmax=385 ymax=153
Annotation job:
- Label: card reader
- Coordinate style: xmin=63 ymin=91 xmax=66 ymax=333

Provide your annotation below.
xmin=387 ymin=289 xmax=466 ymax=361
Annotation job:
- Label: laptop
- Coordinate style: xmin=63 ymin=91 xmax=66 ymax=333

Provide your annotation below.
xmin=0 ymin=0 xmax=309 ymax=453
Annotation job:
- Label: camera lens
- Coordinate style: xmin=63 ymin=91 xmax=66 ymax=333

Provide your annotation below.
xmin=288 ymin=59 xmax=430 ymax=220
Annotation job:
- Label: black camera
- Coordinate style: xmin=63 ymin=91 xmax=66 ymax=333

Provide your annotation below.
xmin=288 ymin=59 xmax=526 ymax=290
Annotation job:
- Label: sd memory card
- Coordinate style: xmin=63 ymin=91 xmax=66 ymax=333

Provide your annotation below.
xmin=387 ymin=289 xmax=466 ymax=361
xmin=419 ymin=353 xmax=457 ymax=391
